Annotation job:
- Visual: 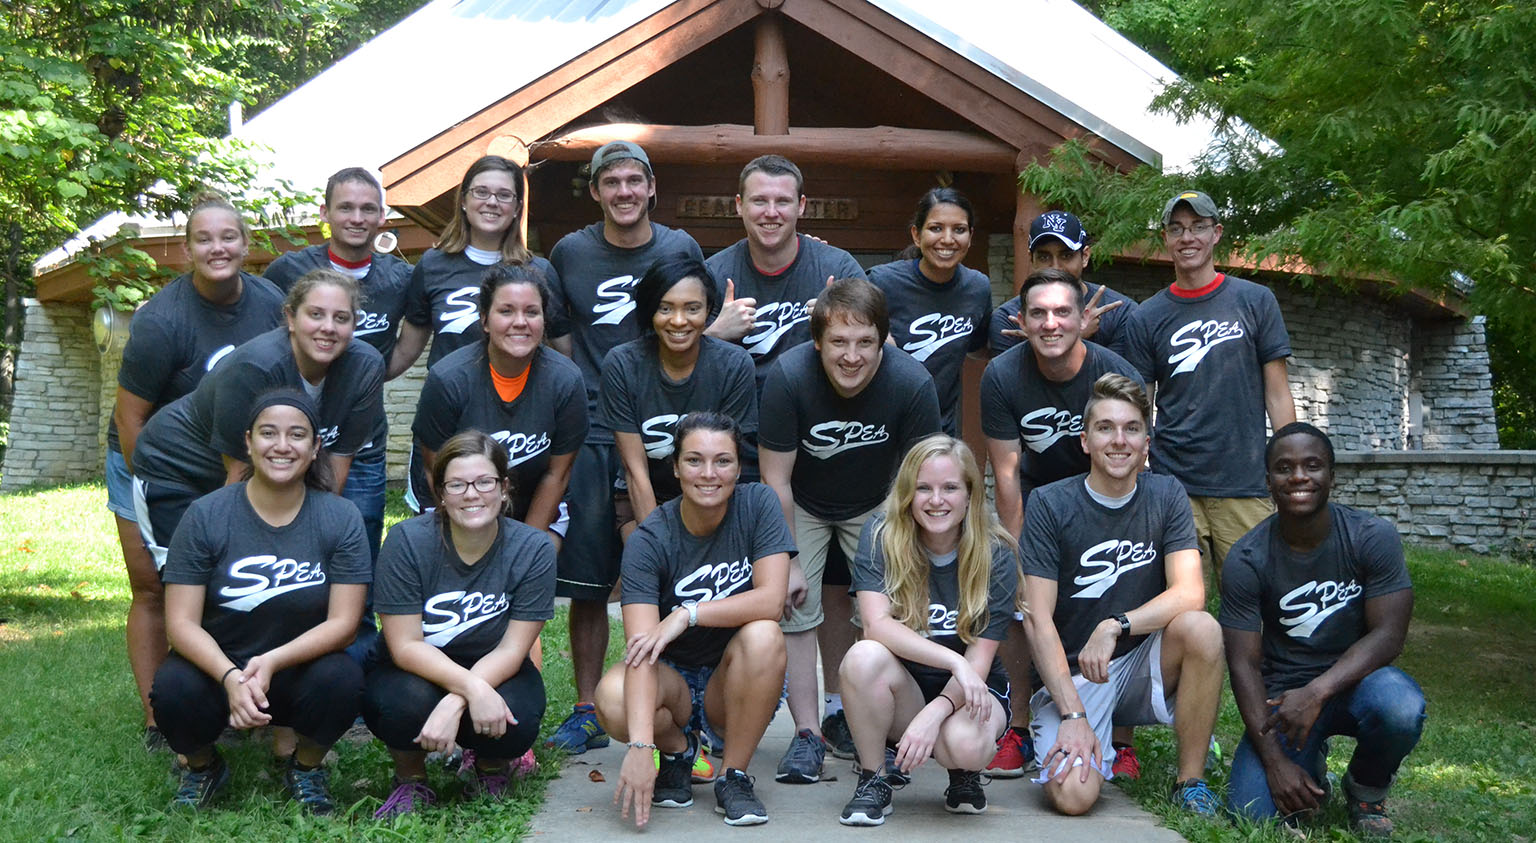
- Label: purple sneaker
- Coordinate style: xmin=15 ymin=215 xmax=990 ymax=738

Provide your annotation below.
xmin=375 ymin=779 xmax=436 ymax=818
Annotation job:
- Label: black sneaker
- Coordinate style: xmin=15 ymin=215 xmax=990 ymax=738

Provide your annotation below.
xmin=944 ymin=769 xmax=988 ymax=814
xmin=775 ymin=728 xmax=826 ymax=784
xmin=853 ymin=746 xmax=911 ymax=787
xmin=821 ymin=710 xmax=856 ymax=760
xmin=653 ymin=735 xmax=696 ymax=808
xmin=839 ymin=771 xmax=895 ymax=826
xmin=714 ymin=768 xmax=768 ymax=826
xmin=170 ymin=752 xmax=229 ymax=809
xmin=284 ymin=759 xmax=336 ymax=815
xmin=143 ymin=726 xmax=168 ymax=753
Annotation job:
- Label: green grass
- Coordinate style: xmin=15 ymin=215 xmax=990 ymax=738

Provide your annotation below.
xmin=0 ymin=484 xmax=600 ymax=842
xmin=3 ymin=484 xmax=1534 ymax=840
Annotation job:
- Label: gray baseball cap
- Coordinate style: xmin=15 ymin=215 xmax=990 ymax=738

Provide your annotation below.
xmin=590 ymin=141 xmax=653 ymax=180
xmin=1161 ymin=189 xmax=1220 ymax=224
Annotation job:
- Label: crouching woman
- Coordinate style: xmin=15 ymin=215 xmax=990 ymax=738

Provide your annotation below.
xmin=596 ymin=412 xmax=793 ymax=828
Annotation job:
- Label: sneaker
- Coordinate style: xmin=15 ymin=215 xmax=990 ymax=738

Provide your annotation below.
xmin=699 ymin=720 xmax=725 ymax=760
xmin=1206 ymin=735 xmax=1223 ymax=772
xmin=1347 ymin=796 xmax=1394 ymax=838
xmin=1171 ymin=777 xmax=1220 ymax=818
xmin=510 ymin=747 xmax=538 ymax=779
xmin=284 ymin=760 xmax=336 ymax=816
xmin=821 ymin=710 xmax=856 ymax=760
xmin=143 ymin=726 xmax=168 ymax=753
xmin=944 ymin=769 xmax=988 ymax=814
xmin=653 ymin=746 xmax=716 ymax=783
xmin=714 ymin=768 xmax=768 ymax=826
xmin=775 ymin=728 xmax=826 ymax=784
xmin=854 ymin=746 xmax=910 ymax=787
xmin=653 ymin=735 xmax=696 ymax=808
xmin=839 ymin=771 xmax=895 ymax=826
xmin=545 ymin=703 xmax=610 ymax=754
xmin=1111 ymin=744 xmax=1142 ymax=780
xmin=374 ymin=779 xmax=436 ymax=818
xmin=986 ymin=728 xmax=1032 ymax=778
xmin=170 ymin=753 xmax=229 ymax=809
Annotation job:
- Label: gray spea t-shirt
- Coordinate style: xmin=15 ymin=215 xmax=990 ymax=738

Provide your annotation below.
xmin=850 ymin=513 xmax=1018 ymax=680
xmin=161 ymin=483 xmax=371 ymax=664
xmin=411 ymin=344 xmax=588 ymax=520
xmin=620 ymin=483 xmax=796 ymax=667
xmin=988 ymin=282 xmax=1139 ymax=358
xmin=132 ymin=327 xmax=386 ymax=492
xmin=374 ymin=511 xmax=556 ymax=665
xmin=1220 ymin=503 xmax=1412 ymax=697
xmin=705 ymin=235 xmax=867 ymax=386
xmin=1020 ymin=472 xmax=1198 ymax=676
xmin=758 ymin=342 xmax=942 ymax=521
xmin=1124 ymin=274 xmax=1292 ymax=497
xmin=598 ymin=335 xmax=758 ymax=503
xmin=402 ymin=249 xmax=562 ymax=369
xmin=869 ymin=259 xmax=991 ymax=436
xmin=979 ymin=341 xmax=1143 ymax=493
xmin=111 ymin=272 xmax=285 ymax=453
xmin=546 ymin=222 xmax=705 ymax=443
xmin=264 ymin=244 xmax=414 ymax=360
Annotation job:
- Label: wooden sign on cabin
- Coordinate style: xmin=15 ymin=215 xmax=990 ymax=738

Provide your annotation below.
xmin=676 ymin=195 xmax=858 ymax=220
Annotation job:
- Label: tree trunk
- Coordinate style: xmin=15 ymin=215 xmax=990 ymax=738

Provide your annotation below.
xmin=2 ymin=221 xmax=24 ymax=412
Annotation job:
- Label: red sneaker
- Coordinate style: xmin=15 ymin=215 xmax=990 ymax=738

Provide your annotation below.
xmin=1112 ymin=745 xmax=1142 ymax=780
xmin=986 ymin=728 xmax=1031 ymax=778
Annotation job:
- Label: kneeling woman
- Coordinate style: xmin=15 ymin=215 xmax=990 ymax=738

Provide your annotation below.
xmin=838 ymin=434 xmax=1020 ymax=825
xmin=365 ymin=431 xmax=555 ymax=817
xmin=152 ymin=390 xmax=371 ymax=813
xmin=596 ymin=412 xmax=793 ymax=828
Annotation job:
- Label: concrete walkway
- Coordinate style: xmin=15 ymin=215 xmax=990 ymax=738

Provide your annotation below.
xmin=528 ymin=708 xmax=1188 ymax=841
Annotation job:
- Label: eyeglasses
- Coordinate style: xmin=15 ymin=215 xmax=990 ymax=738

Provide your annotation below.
xmin=468 ymin=186 xmax=518 ymax=204
xmin=442 ymin=475 xmax=501 ymax=496
xmin=1163 ymin=221 xmax=1215 ymax=237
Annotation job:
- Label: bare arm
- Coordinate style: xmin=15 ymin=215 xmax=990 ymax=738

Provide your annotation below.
xmin=114 ymin=389 xmax=155 ymax=471
xmin=221 ymin=455 xmax=249 ymax=487
xmin=758 ymin=447 xmax=805 ymax=610
xmin=1076 ymin=547 xmax=1203 ymax=684
xmin=525 ymin=451 xmax=575 ymax=535
xmin=987 ymin=437 xmax=1024 ymax=539
xmin=1263 ymin=357 xmax=1296 ymax=430
xmin=388 ymin=322 xmax=430 ymax=380
xmin=329 ymin=453 xmax=353 ymax=495
xmin=613 ymin=432 xmax=658 ymax=527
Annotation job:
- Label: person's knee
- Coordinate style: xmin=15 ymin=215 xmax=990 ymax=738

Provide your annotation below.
xmin=1169 ymin=610 xmax=1224 ymax=663
xmin=730 ymin=620 xmax=786 ymax=670
xmin=937 ymin=720 xmax=997 ymax=770
xmin=838 ymin=639 xmax=895 ymax=689
xmin=1045 ymin=774 xmax=1102 ymax=816
xmin=1362 ymin=670 xmax=1426 ymax=738
xmin=593 ymin=665 xmax=628 ymax=736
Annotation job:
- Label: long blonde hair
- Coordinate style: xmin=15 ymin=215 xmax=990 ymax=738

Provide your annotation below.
xmin=876 ymin=435 xmax=1022 ymax=644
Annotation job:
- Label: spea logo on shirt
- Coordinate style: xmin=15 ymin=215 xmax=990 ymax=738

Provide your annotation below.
xmin=1278 ymin=579 xmax=1363 ymax=639
xmin=1020 ymin=407 xmax=1081 ymax=453
xmin=317 ymin=425 xmax=341 ymax=448
xmin=422 ymin=590 xmax=511 ymax=646
xmin=676 ymin=555 xmax=755 ymax=602
xmin=1070 ymin=539 xmax=1157 ymax=599
xmin=438 ymin=287 xmax=480 ymax=335
xmin=218 ymin=555 xmax=327 ymax=611
xmin=927 ymin=602 xmax=959 ymax=637
xmin=355 ymin=310 xmax=391 ymax=337
xmin=490 ymin=430 xmax=552 ymax=467
xmin=205 ymin=344 xmax=237 ymax=372
xmin=593 ymin=275 xmax=639 ymax=326
xmin=902 ymin=313 xmax=974 ymax=362
xmin=1167 ymin=318 xmax=1246 ymax=376
xmin=803 ymin=421 xmax=890 ymax=459
xmin=641 ymin=414 xmax=683 ymax=459
xmin=744 ymin=300 xmax=811 ymax=356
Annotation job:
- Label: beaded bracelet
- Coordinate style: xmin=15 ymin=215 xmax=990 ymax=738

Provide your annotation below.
xmin=627 ymin=741 xmax=658 ymax=751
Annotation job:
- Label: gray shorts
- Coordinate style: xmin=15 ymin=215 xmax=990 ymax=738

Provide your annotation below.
xmin=1030 ymin=630 xmax=1173 ymax=782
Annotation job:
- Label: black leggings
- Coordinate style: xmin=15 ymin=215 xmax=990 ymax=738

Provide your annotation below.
xmin=362 ymin=660 xmax=545 ymax=761
xmin=150 ymin=651 xmax=363 ymax=755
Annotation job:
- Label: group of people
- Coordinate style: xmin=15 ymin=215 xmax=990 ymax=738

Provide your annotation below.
xmin=105 ymin=142 xmax=1425 ymax=836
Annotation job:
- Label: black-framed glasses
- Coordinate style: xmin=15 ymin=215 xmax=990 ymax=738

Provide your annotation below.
xmin=442 ymin=476 xmax=501 ymax=496
xmin=1163 ymin=221 xmax=1215 ymax=237
xmin=468 ymin=186 xmax=518 ymax=204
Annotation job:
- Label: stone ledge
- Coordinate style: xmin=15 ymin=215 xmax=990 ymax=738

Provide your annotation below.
xmin=1337 ymin=450 xmax=1536 ymax=466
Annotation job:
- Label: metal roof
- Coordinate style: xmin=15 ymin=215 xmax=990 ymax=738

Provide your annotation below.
xmin=39 ymin=0 xmax=1219 ymax=273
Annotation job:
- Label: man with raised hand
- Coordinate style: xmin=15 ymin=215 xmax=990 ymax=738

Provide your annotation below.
xmin=1124 ymin=190 xmax=1296 ymax=589
xmin=543 ymin=141 xmax=705 ymax=755
xmin=1020 ymin=374 xmax=1224 ymax=818
xmin=980 ymin=267 xmax=1141 ymax=779
xmin=1222 ymin=423 xmax=1422 ymax=838
xmin=757 ymin=278 xmax=941 ymax=784
xmin=990 ymin=211 xmax=1137 ymax=357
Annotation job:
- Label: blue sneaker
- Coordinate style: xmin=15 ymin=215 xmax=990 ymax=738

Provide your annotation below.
xmin=546 ymin=703 xmax=610 ymax=754
xmin=1172 ymin=777 xmax=1220 ymax=818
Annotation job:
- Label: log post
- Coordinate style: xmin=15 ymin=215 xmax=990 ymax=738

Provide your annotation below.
xmin=752 ymin=14 xmax=790 ymax=135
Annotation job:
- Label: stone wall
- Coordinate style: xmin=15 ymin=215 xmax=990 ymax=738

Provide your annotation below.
xmin=1334 ymin=450 xmax=1536 ymax=554
xmin=1412 ymin=315 xmax=1499 ymax=450
xmin=1 ymin=300 xmax=101 ymax=491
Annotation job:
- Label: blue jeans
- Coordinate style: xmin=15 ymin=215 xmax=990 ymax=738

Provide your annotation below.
xmin=1227 ymin=666 xmax=1425 ymax=819
xmin=341 ymin=452 xmax=386 ymax=669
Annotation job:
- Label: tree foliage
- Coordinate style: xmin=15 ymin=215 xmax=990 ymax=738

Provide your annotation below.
xmin=1030 ymin=0 xmax=1536 ymax=447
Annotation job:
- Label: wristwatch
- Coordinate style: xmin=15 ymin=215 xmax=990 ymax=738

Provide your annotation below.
xmin=1111 ymin=612 xmax=1131 ymax=637
xmin=683 ymin=600 xmax=700 ymax=628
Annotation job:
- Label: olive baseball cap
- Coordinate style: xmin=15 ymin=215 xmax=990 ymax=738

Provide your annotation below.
xmin=1161 ymin=189 xmax=1220 ymax=224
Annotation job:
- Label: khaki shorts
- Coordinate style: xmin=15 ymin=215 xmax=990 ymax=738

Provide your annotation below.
xmin=1189 ymin=495 xmax=1274 ymax=577
xmin=782 ymin=504 xmax=874 ymax=633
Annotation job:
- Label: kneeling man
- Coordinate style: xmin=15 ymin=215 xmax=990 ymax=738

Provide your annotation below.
xmin=1021 ymin=373 xmax=1224 ymax=816
xmin=1222 ymin=422 xmax=1423 ymax=838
